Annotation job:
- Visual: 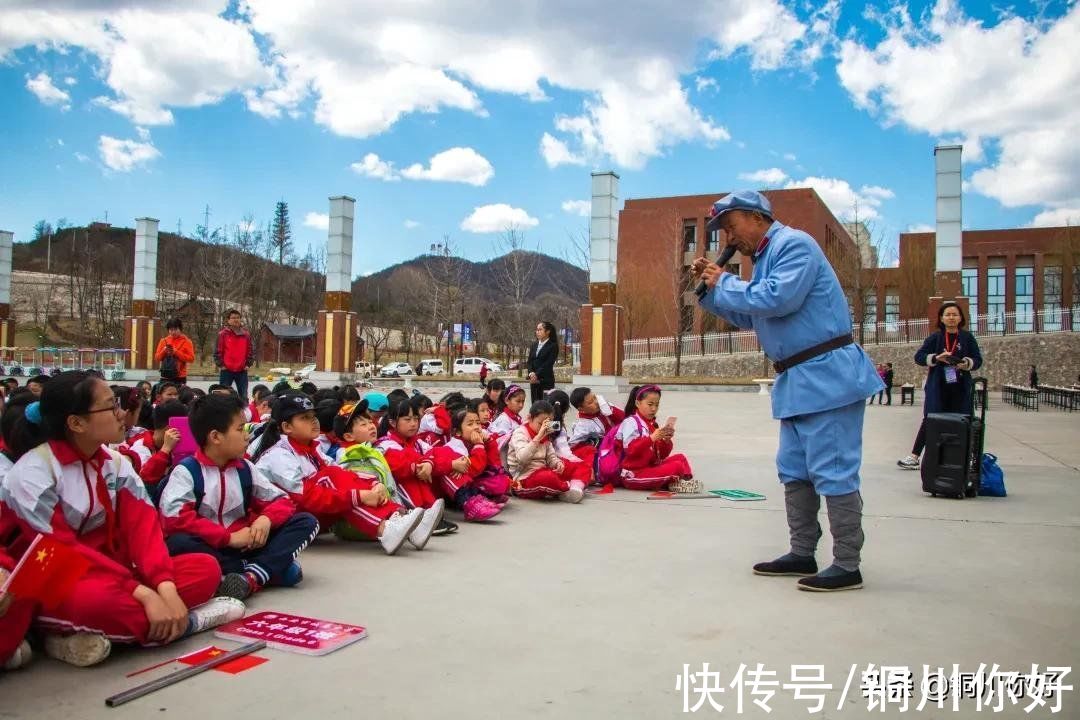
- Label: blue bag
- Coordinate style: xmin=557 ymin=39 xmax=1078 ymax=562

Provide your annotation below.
xmin=978 ymin=453 xmax=1006 ymax=497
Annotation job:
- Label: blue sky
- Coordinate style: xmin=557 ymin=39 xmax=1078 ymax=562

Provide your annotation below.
xmin=0 ymin=0 xmax=1077 ymax=275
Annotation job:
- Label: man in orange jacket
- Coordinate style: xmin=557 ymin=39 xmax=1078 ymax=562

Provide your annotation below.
xmin=155 ymin=319 xmax=196 ymax=385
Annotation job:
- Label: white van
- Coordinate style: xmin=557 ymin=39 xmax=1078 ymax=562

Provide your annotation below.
xmin=417 ymin=359 xmax=446 ymax=376
xmin=353 ymin=361 xmax=375 ymax=378
xmin=453 ymin=357 xmax=502 ymax=375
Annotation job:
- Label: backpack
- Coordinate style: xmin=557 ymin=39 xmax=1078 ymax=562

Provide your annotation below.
xmin=593 ymin=415 xmax=645 ymax=486
xmin=160 ymin=352 xmax=179 ymax=380
xmin=151 ymin=455 xmax=253 ymax=510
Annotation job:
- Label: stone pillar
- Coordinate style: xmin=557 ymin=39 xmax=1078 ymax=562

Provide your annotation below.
xmin=315 ymin=196 xmax=358 ymax=376
xmin=929 ymin=145 xmax=967 ymax=324
xmin=123 ymin=218 xmax=162 ymax=370
xmin=574 ymin=172 xmax=625 ymax=390
xmin=0 ymin=230 xmax=14 ymax=348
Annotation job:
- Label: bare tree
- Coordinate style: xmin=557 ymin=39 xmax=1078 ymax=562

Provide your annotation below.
xmin=489 ymin=226 xmax=542 ymax=371
xmin=362 ymin=325 xmax=393 ymax=367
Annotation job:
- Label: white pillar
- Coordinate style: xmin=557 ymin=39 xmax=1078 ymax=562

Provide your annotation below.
xmin=590 ymin=171 xmax=619 ymax=285
xmin=133 ymin=217 xmax=159 ymax=302
xmin=0 ymin=230 xmax=12 ymax=306
xmin=934 ymin=145 xmax=962 ymax=272
xmin=327 ymin=196 xmax=355 ymax=294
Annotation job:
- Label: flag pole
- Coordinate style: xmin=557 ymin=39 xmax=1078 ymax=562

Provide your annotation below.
xmin=105 ymin=641 xmax=267 ymax=707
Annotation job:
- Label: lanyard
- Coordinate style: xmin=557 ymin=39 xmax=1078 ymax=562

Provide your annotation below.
xmin=943 ymin=332 xmax=959 ymax=355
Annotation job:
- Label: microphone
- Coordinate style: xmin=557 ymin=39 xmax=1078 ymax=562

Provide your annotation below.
xmin=693 ymin=244 xmax=738 ymax=300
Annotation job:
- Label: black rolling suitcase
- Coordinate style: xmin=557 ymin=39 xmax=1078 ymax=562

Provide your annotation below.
xmin=921 ymin=377 xmax=988 ymax=499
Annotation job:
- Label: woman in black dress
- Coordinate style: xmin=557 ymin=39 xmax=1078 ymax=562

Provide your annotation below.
xmin=526 ymin=321 xmax=559 ymax=404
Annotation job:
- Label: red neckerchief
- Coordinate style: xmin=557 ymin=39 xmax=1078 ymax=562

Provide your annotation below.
xmin=194 ymin=449 xmax=246 ymax=471
xmin=577 ymin=411 xmax=613 ymax=430
xmin=501 ymin=409 xmax=523 ymax=425
xmin=524 ymin=422 xmax=549 ymax=444
xmin=634 ymin=413 xmax=660 ymax=433
xmin=49 ymin=440 xmax=117 ymax=552
xmin=389 ymin=429 xmax=420 ymax=452
xmin=248 ymin=402 xmax=261 ymax=423
xmin=288 ymin=437 xmax=324 ymax=468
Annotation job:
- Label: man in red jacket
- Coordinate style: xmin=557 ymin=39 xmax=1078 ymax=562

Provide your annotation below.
xmin=213 ymin=309 xmax=255 ymax=402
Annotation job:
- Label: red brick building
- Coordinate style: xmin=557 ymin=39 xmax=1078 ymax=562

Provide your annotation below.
xmin=616 ymin=188 xmax=859 ymax=338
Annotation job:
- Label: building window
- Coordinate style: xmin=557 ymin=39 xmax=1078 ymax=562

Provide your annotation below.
xmin=706 ymin=227 xmax=721 ymax=252
xmin=1015 ymin=265 xmax=1034 ymax=331
xmin=1044 ymin=265 xmax=1062 ymax=331
xmin=682 ymin=222 xmax=696 ymax=253
xmin=862 ymin=288 xmax=877 ymax=326
xmin=986 ymin=267 xmax=1006 ymax=332
xmin=961 ymin=268 xmax=979 ymax=328
xmin=884 ymin=292 xmax=900 ymax=329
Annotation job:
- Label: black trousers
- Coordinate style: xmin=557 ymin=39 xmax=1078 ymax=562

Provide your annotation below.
xmin=530 ymin=379 xmax=554 ymax=404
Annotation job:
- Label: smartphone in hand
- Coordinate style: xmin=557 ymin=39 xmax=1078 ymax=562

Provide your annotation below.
xmin=664 ymin=417 xmax=677 ymax=430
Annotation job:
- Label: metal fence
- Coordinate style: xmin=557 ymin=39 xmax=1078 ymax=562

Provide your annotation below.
xmin=570 ymin=306 xmax=1078 ymax=365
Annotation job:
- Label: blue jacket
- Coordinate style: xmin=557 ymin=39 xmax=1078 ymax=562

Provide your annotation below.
xmin=914 ymin=329 xmax=983 ymax=416
xmin=699 ymin=221 xmax=883 ymax=419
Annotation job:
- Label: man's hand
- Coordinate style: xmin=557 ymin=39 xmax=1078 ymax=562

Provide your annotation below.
xmin=160 ymin=427 xmax=182 ymax=454
xmin=692 ymin=257 xmax=724 ymax=290
xmin=249 ymin=516 xmax=272 ymax=549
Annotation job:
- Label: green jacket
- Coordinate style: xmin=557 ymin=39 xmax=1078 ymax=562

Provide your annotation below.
xmin=338 ymin=443 xmax=402 ymax=504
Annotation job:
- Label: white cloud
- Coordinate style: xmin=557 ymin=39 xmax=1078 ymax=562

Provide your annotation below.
xmin=98 ymin=135 xmax=160 ymax=172
xmin=561 ymin=200 xmax=591 ymax=217
xmin=404 ymin=219 xmax=421 ymax=229
xmin=836 ymin=1 xmax=1080 ymax=223
xmin=694 ymin=76 xmax=718 ymax=92
xmin=460 ymin=204 xmax=539 ymax=233
xmin=1030 ymin=208 xmax=1080 ymax=228
xmin=63 ymin=76 xmax=76 ymax=86
xmin=400 ymin=147 xmax=493 ymax=186
xmin=349 ymin=153 xmax=399 ymax=181
xmin=25 ymin=72 xmax=71 ymax=110
xmin=74 ymin=152 xmax=90 ymax=163
xmin=783 ymin=152 xmax=797 ymax=162
xmin=135 ymin=126 xmax=151 ymax=141
xmin=784 ymin=176 xmax=893 ymax=221
xmin=303 ymin=212 xmax=329 ymax=231
xmin=907 ymin=223 xmax=936 ymax=233
xmin=540 ymin=133 xmax=585 ymax=168
xmin=738 ymin=167 xmax=788 ymax=185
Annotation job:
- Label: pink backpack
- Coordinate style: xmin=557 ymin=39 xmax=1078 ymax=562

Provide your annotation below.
xmin=593 ymin=415 xmax=645 ymax=486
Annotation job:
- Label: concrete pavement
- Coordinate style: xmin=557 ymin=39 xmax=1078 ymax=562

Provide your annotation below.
xmin=3 ymin=390 xmax=1078 ymax=719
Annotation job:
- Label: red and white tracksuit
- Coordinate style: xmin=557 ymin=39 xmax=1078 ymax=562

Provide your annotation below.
xmin=0 ymin=502 xmax=34 ymax=665
xmin=124 ymin=430 xmax=173 ymax=488
xmin=488 ymin=409 xmax=523 ymax=453
xmin=255 ymin=437 xmax=403 ymax=540
xmin=506 ymin=423 xmax=591 ymax=499
xmin=568 ymin=407 xmax=626 ymax=468
xmin=617 ymin=414 xmax=693 ymax=490
xmin=0 ymin=441 xmax=219 ymax=645
xmin=429 ymin=436 xmax=511 ymax=501
xmin=375 ymin=431 xmax=438 ymax=509
xmin=417 ymin=406 xmax=452 ymax=448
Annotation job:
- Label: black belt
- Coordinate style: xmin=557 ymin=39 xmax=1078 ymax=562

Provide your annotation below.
xmin=772 ymin=335 xmax=853 ymax=374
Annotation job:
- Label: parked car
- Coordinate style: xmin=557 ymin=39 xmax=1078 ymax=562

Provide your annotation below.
xmin=453 ymin=357 xmax=503 ymax=375
xmin=416 ymin=359 xmax=446 ymax=376
xmin=379 ymin=362 xmax=415 ymax=378
xmin=295 ymin=363 xmax=317 ymax=379
xmin=353 ymin=361 xmax=376 ymax=378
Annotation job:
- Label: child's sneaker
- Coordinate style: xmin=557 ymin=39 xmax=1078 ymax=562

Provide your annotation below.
xmin=463 ymin=494 xmax=502 ymax=521
xmin=188 ymin=597 xmax=246 ymax=634
xmin=409 ymin=499 xmax=444 ymax=551
xmin=275 ymin=561 xmax=304 ymax=587
xmin=3 ymin=639 xmax=32 ymax=671
xmin=559 ymin=480 xmax=586 ymax=504
xmin=44 ymin=632 xmax=111 ymax=667
xmin=217 ymin=572 xmax=255 ymax=601
xmin=380 ymin=509 xmax=422 ymax=555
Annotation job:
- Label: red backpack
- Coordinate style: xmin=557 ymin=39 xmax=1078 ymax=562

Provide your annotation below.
xmin=593 ymin=415 xmax=645 ymax=486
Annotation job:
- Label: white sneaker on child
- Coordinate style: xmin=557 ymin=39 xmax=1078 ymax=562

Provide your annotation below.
xmin=409 ymin=499 xmax=444 ymax=551
xmin=380 ymin=508 xmax=423 ymax=555
xmin=44 ymin=632 xmax=112 ymax=667
xmin=559 ymin=480 xmax=585 ymax=504
xmin=188 ymin=597 xmax=246 ymax=634
xmin=3 ymin=639 xmax=32 ymax=670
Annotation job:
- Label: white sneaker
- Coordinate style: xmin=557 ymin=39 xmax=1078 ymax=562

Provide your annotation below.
xmin=3 ymin=639 xmax=32 ymax=671
xmin=897 ymin=454 xmax=920 ymax=470
xmin=409 ymin=499 xmax=444 ymax=551
xmin=44 ymin=632 xmax=112 ymax=667
xmin=559 ymin=487 xmax=584 ymax=503
xmin=188 ymin=597 xmax=246 ymax=634
xmin=379 ymin=509 xmax=423 ymax=555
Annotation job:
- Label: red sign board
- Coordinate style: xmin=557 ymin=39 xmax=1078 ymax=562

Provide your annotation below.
xmin=215 ymin=611 xmax=367 ymax=656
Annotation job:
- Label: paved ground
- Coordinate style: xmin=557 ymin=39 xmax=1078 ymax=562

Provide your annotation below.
xmin=3 ymin=387 xmax=1078 ymax=719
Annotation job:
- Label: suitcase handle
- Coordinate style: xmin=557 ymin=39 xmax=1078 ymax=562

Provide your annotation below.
xmin=973 ymin=376 xmax=989 ymax=423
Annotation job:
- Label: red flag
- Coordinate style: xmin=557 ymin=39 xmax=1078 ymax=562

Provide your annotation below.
xmin=178 ymin=646 xmax=268 ymax=674
xmin=1 ymin=534 xmax=90 ymax=609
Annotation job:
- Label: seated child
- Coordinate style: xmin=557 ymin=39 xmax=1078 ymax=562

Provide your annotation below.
xmin=126 ymin=400 xmax=188 ymax=493
xmin=507 ymin=400 xmax=587 ymax=503
xmin=252 ymin=391 xmax=438 ymax=555
xmin=429 ymin=406 xmax=510 ymax=521
xmin=488 ymin=383 xmax=527 ymax=456
xmin=544 ymin=390 xmax=592 ymax=483
xmin=245 ymin=385 xmax=271 ymax=423
xmin=616 ymin=385 xmax=693 ymax=490
xmin=484 ymin=379 xmax=506 ymax=409
xmin=160 ymin=393 xmax=320 ymax=600
xmin=2 ymin=371 xmax=241 ymax=667
xmin=375 ymin=397 xmax=441 ymax=512
xmin=567 ymin=386 xmax=625 ymax=468
xmin=314 ymin=398 xmax=344 ymax=460
xmin=334 ymin=401 xmax=401 ymax=505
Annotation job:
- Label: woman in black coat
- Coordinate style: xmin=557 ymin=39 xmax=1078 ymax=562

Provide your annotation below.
xmin=526 ymin=321 xmax=559 ymax=404
xmin=897 ymin=301 xmax=983 ymax=469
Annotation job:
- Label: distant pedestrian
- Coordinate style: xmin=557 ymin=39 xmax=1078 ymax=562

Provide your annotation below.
xmin=869 ymin=364 xmax=886 ymax=405
xmin=1028 ymin=365 xmax=1039 ymax=389
xmin=883 ymin=363 xmax=894 ymax=405
xmin=479 ymin=361 xmax=489 ymax=390
xmin=213 ymin=309 xmax=255 ymax=402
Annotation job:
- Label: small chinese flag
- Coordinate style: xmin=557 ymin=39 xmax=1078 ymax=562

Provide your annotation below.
xmin=1 ymin=534 xmax=90 ymax=609
xmin=179 ymin=646 xmax=268 ymax=675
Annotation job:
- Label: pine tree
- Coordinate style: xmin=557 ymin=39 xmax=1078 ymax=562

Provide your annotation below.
xmin=271 ymin=200 xmax=292 ymax=265
xmin=32 ymin=219 xmax=53 ymax=243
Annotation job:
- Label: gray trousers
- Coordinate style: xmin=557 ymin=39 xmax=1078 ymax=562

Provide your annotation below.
xmin=785 ymin=481 xmax=864 ymax=571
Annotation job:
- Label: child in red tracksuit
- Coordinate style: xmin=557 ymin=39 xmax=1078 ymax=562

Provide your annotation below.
xmin=488 ymin=383 xmax=527 ymax=455
xmin=253 ymin=391 xmax=438 ymax=555
xmin=125 ymin=400 xmax=187 ymax=490
xmin=616 ymin=385 xmax=693 ymax=491
xmin=0 ymin=394 xmax=37 ymax=669
xmin=375 ymin=396 xmax=442 ymax=512
xmin=430 ymin=406 xmax=510 ymax=522
xmin=506 ymin=399 xmax=590 ymax=503
xmin=568 ymin=386 xmax=625 ymax=468
xmin=0 ymin=371 xmax=243 ymax=668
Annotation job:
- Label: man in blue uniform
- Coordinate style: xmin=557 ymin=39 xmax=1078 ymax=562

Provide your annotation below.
xmin=693 ymin=191 xmax=883 ymax=592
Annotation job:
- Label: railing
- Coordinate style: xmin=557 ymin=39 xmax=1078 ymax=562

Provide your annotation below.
xmin=0 ymin=346 xmax=130 ymax=380
xmin=569 ymin=306 xmax=1078 ymax=364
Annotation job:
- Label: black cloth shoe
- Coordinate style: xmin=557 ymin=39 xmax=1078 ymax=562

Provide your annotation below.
xmin=432 ymin=518 xmax=459 ymax=536
xmin=216 ymin=572 xmax=254 ymax=601
xmin=752 ymin=554 xmax=818 ymax=577
xmin=797 ymin=568 xmax=863 ymax=592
